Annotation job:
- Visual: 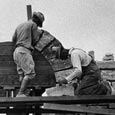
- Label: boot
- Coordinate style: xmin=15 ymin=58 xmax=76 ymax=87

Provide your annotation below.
xmin=16 ymin=78 xmax=30 ymax=97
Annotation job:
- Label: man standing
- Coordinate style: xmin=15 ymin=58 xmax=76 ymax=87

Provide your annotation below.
xmin=12 ymin=12 xmax=45 ymax=97
xmin=52 ymin=46 xmax=114 ymax=95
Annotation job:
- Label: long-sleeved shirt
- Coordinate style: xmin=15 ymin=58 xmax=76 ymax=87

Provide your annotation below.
xmin=66 ymin=47 xmax=92 ymax=82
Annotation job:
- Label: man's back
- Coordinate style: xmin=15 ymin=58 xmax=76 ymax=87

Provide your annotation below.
xmin=13 ymin=20 xmax=37 ymax=51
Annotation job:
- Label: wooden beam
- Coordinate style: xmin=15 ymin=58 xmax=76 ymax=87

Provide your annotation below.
xmin=43 ymin=103 xmax=115 ymax=115
xmin=51 ymin=60 xmax=115 ymax=72
xmin=27 ymin=5 xmax=32 ymax=20
xmin=0 ymin=105 xmax=115 ymax=114
xmin=0 ymin=95 xmax=114 ymax=107
xmin=97 ymin=61 xmax=115 ymax=70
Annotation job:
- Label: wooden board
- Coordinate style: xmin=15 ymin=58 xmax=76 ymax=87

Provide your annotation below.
xmin=43 ymin=103 xmax=115 ymax=115
xmin=0 ymin=42 xmax=56 ymax=88
xmin=0 ymin=95 xmax=114 ymax=105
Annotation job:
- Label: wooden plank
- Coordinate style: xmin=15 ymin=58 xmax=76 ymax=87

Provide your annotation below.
xmin=27 ymin=5 xmax=32 ymax=20
xmin=101 ymin=70 xmax=115 ymax=81
xmin=0 ymin=42 xmax=56 ymax=88
xmin=0 ymin=61 xmax=51 ymax=67
xmin=109 ymin=103 xmax=115 ymax=109
xmin=97 ymin=61 xmax=115 ymax=70
xmin=0 ymin=108 xmax=37 ymax=114
xmin=0 ymin=72 xmax=55 ymax=88
xmin=43 ymin=103 xmax=115 ymax=115
xmin=0 ymin=42 xmax=14 ymax=55
xmin=0 ymin=95 xmax=114 ymax=106
xmin=50 ymin=60 xmax=115 ymax=72
xmin=0 ymin=66 xmax=52 ymax=74
xmin=0 ymin=96 xmax=114 ymax=114
xmin=50 ymin=59 xmax=72 ymax=72
xmin=0 ymin=105 xmax=114 ymax=114
xmin=0 ymin=76 xmax=55 ymax=88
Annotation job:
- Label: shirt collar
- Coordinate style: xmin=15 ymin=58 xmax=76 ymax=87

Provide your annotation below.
xmin=69 ymin=47 xmax=75 ymax=55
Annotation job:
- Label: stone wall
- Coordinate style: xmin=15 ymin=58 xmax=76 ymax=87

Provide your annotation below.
xmin=50 ymin=59 xmax=115 ymax=88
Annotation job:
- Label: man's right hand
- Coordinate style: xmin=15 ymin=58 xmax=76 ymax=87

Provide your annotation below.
xmin=57 ymin=77 xmax=68 ymax=85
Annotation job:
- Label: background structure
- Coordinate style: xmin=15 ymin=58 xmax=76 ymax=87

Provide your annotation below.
xmin=0 ymin=0 xmax=115 ymax=61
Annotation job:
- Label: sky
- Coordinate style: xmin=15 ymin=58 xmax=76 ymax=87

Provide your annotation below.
xmin=0 ymin=0 xmax=115 ymax=61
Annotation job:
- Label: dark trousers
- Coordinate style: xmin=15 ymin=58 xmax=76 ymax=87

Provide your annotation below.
xmin=75 ymin=61 xmax=108 ymax=95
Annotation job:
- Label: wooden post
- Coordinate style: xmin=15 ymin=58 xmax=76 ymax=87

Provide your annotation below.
xmin=27 ymin=5 xmax=32 ymax=20
xmin=88 ymin=50 xmax=95 ymax=60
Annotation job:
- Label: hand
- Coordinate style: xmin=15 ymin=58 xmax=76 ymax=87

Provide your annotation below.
xmin=58 ymin=77 xmax=68 ymax=85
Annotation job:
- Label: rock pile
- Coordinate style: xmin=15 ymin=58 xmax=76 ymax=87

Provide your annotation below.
xmin=103 ymin=53 xmax=114 ymax=61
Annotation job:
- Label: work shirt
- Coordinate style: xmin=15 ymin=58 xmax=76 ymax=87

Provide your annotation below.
xmin=65 ymin=48 xmax=110 ymax=95
xmin=12 ymin=20 xmax=41 ymax=79
xmin=66 ymin=47 xmax=92 ymax=82
xmin=12 ymin=20 xmax=41 ymax=51
xmin=69 ymin=47 xmax=92 ymax=71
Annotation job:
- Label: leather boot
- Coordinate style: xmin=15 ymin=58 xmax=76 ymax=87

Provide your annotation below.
xmin=16 ymin=78 xmax=30 ymax=97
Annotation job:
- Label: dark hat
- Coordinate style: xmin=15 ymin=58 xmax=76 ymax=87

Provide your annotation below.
xmin=52 ymin=46 xmax=61 ymax=59
xmin=52 ymin=46 xmax=69 ymax=60
xmin=33 ymin=12 xmax=45 ymax=27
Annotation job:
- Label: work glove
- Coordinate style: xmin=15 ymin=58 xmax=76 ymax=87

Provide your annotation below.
xmin=57 ymin=77 xmax=68 ymax=85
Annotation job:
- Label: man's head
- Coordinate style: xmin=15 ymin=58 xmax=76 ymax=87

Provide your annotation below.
xmin=52 ymin=46 xmax=69 ymax=60
xmin=32 ymin=12 xmax=45 ymax=27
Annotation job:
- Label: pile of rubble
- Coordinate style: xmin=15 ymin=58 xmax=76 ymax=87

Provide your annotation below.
xmin=103 ymin=53 xmax=114 ymax=61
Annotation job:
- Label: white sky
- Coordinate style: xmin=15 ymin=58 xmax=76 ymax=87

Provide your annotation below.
xmin=0 ymin=0 xmax=115 ymax=61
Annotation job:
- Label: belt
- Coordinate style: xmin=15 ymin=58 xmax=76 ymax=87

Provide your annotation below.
xmin=16 ymin=45 xmax=33 ymax=52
